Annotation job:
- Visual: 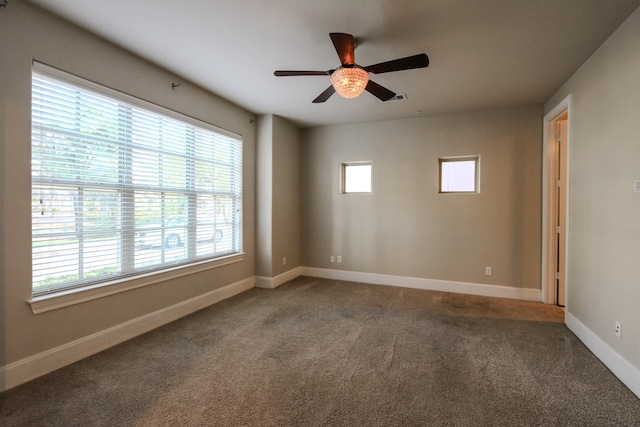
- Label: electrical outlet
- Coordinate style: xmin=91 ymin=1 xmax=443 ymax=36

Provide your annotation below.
xmin=485 ymin=266 xmax=492 ymax=276
xmin=337 ymin=256 xmax=342 ymax=264
xmin=330 ymin=255 xmax=335 ymax=263
xmin=283 ymin=257 xmax=286 ymax=265
xmin=615 ymin=321 xmax=621 ymax=338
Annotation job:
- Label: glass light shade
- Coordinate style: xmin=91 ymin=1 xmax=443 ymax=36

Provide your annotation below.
xmin=331 ymin=66 xmax=369 ymax=99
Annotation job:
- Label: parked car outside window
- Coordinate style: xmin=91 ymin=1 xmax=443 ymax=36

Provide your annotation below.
xmin=136 ymin=219 xmax=223 ymax=249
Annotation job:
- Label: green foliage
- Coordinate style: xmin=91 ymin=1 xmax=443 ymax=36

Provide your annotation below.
xmin=33 ymin=266 xmax=118 ymax=291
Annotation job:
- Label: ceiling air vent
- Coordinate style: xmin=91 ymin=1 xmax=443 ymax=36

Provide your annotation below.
xmin=382 ymin=93 xmax=407 ymax=103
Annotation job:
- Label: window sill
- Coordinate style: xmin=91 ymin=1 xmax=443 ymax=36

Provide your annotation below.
xmin=28 ymin=253 xmax=245 ymax=314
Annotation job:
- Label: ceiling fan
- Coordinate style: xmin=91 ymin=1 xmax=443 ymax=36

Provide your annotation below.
xmin=274 ymin=33 xmax=429 ymax=103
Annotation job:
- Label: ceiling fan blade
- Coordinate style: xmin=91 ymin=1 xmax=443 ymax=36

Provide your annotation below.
xmin=274 ymin=70 xmax=331 ymax=76
xmin=365 ymin=53 xmax=429 ymax=74
xmin=365 ymin=80 xmax=396 ymax=102
xmin=330 ymin=33 xmax=355 ymax=65
xmin=312 ymin=85 xmax=336 ymax=103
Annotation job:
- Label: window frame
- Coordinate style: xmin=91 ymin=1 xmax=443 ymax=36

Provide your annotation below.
xmin=341 ymin=161 xmax=373 ymax=195
xmin=438 ymin=156 xmax=480 ymax=194
xmin=29 ymin=62 xmax=244 ymax=312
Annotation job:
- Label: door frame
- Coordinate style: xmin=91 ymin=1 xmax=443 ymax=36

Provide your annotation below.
xmin=541 ymin=94 xmax=571 ymax=305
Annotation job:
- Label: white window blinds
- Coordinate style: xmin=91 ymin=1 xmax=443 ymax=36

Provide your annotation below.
xmin=31 ymin=63 xmax=243 ymax=296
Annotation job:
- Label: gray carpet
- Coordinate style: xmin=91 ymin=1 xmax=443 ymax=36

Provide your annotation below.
xmin=1 ymin=276 xmax=639 ymax=426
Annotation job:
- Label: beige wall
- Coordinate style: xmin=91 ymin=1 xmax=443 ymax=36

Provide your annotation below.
xmin=545 ymin=7 xmax=640 ymax=370
xmin=256 ymin=116 xmax=274 ymax=276
xmin=0 ymin=1 xmax=256 ymax=372
xmin=272 ymin=116 xmax=302 ymax=276
xmin=256 ymin=115 xmax=301 ymax=278
xmin=301 ymin=106 xmax=543 ymax=289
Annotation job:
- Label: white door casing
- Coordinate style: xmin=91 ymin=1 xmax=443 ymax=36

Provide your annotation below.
xmin=542 ymin=95 xmax=571 ymax=307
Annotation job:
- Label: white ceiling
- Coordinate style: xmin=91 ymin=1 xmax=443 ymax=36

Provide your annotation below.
xmin=28 ymin=0 xmax=640 ymax=127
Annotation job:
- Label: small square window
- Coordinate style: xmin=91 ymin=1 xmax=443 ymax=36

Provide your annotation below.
xmin=439 ymin=156 xmax=479 ymax=193
xmin=342 ymin=162 xmax=372 ymax=194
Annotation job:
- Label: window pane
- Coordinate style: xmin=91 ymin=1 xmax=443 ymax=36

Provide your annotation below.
xmin=344 ymin=163 xmax=372 ymax=193
xmin=32 ymin=63 xmax=242 ymax=295
xmin=32 ymin=186 xmax=120 ymax=293
xmin=440 ymin=159 xmax=477 ymax=192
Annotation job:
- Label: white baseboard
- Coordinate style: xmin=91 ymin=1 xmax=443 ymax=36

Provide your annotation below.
xmin=0 ymin=277 xmax=255 ymax=392
xmin=256 ymin=267 xmax=304 ymax=289
xmin=566 ymin=312 xmax=640 ymax=399
xmin=8 ymin=269 xmax=637 ymax=402
xmin=302 ymin=267 xmax=542 ymax=301
xmin=0 ymin=268 xmax=543 ymax=392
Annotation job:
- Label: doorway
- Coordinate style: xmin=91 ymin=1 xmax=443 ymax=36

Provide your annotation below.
xmin=542 ymin=95 xmax=571 ymax=306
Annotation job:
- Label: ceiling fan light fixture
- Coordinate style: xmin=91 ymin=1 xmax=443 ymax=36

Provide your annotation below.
xmin=331 ymin=66 xmax=369 ymax=99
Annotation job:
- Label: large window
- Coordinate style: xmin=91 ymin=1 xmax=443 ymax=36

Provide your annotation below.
xmin=31 ymin=63 xmax=243 ymax=296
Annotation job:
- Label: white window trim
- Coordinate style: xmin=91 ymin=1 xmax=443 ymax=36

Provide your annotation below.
xmin=29 ymin=253 xmax=245 ymax=314
xmin=30 ymin=62 xmax=244 ymax=308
